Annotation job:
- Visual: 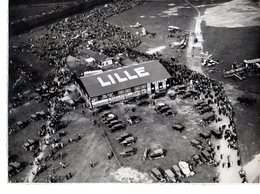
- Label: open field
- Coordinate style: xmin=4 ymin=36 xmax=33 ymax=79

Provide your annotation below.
xmin=96 ymin=94 xmax=218 ymax=183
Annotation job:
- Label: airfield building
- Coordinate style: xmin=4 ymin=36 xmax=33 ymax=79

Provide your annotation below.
xmin=75 ymin=60 xmax=172 ymax=108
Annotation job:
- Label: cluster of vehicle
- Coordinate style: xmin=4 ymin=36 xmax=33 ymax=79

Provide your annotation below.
xmin=193 ymin=100 xmax=213 ymax=115
xmin=102 ymin=112 xmax=125 ymax=133
xmin=151 ymin=161 xmax=195 ymax=183
xmin=116 ymin=132 xmax=138 ymax=158
xmin=155 ymin=102 xmax=173 ymax=116
xmin=168 ymin=85 xmax=199 ymax=100
xmin=8 ymin=161 xmax=25 ymax=177
xmin=23 ymin=139 xmax=40 ymax=152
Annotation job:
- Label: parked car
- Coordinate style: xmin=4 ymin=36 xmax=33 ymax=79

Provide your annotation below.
xmin=30 ymin=114 xmax=39 ymax=121
xmin=210 ymin=129 xmax=222 ymax=139
xmin=107 ymin=120 xmax=120 ymax=128
xmin=164 ymin=169 xmax=177 ymax=183
xmin=172 ymin=124 xmax=185 ymax=132
xmin=109 ymin=123 xmax=125 ymax=133
xmin=201 ymin=150 xmax=212 ymax=161
xmin=149 ymin=148 xmax=165 ymax=159
xmin=127 ymin=116 xmax=141 ymax=125
xmin=119 ymin=147 xmax=136 ymax=157
xmin=168 ymin=92 xmax=177 ymax=100
xmin=152 ymin=91 xmax=166 ymax=99
xmin=16 ymin=120 xmax=29 ymax=129
xmin=171 ymin=165 xmax=183 ymax=178
xmin=137 ymin=100 xmax=150 ymax=106
xmin=178 ymin=161 xmax=195 ymax=177
xmin=150 ymin=168 xmax=166 ymax=182
xmin=116 ymin=132 xmax=131 ymax=143
xmin=199 ymin=131 xmax=211 ymax=139
xmin=120 ymin=136 xmax=136 ymax=146
xmin=190 ymin=139 xmax=204 ymax=150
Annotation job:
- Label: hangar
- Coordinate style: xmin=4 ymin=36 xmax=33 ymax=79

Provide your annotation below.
xmin=75 ymin=60 xmax=172 ymax=108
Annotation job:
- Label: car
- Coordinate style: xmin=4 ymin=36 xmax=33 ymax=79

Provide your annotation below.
xmin=181 ymin=92 xmax=192 ymax=99
xmin=119 ymin=147 xmax=136 ymax=158
xmin=210 ymin=129 xmax=222 ymax=139
xmin=198 ymin=106 xmax=212 ymax=114
xmin=192 ymin=154 xmax=203 ymax=165
xmin=152 ymin=91 xmax=166 ymax=99
xmin=202 ymin=112 xmax=215 ymax=123
xmin=107 ymin=120 xmax=120 ymax=128
xmin=178 ymin=161 xmax=195 ymax=177
xmin=103 ymin=116 xmax=117 ymax=125
xmin=138 ymin=93 xmax=149 ymax=100
xmin=149 ymin=148 xmax=165 ymax=159
xmin=30 ymin=114 xmax=39 ymax=121
xmin=127 ymin=116 xmax=141 ymax=125
xmin=150 ymin=168 xmax=166 ymax=182
xmin=120 ymin=136 xmax=136 ymax=146
xmin=193 ymin=100 xmax=204 ymax=108
xmin=155 ymin=102 xmax=167 ymax=111
xmin=116 ymin=132 xmax=131 ymax=143
xmin=36 ymin=111 xmax=47 ymax=118
xmin=164 ymin=169 xmax=177 ymax=183
xmin=199 ymin=131 xmax=211 ymax=139
xmin=159 ymin=106 xmax=171 ymax=114
xmin=9 ymin=162 xmax=23 ymax=173
xmin=162 ymin=109 xmax=173 ymax=116
xmin=190 ymin=139 xmax=204 ymax=150
xmin=171 ymin=165 xmax=183 ymax=178
xmin=172 ymin=124 xmax=185 ymax=132
xmin=201 ymin=150 xmax=212 ymax=161
xmin=109 ymin=123 xmax=124 ymax=133
xmin=137 ymin=100 xmax=150 ymax=106
xmin=16 ymin=120 xmax=29 ymax=129
xmin=168 ymin=92 xmax=177 ymax=100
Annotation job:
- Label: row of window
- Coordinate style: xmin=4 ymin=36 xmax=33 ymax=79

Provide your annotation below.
xmin=91 ymin=84 xmax=147 ymax=102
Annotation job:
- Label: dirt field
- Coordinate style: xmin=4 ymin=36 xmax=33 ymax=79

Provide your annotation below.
xmin=95 ymin=93 xmax=218 ymax=183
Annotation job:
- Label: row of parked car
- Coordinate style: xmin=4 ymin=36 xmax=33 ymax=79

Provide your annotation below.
xmin=151 ymin=161 xmax=195 ymax=183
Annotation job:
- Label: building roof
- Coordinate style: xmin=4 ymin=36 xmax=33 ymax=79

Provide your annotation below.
xmin=79 ymin=48 xmax=108 ymax=62
xmin=80 ymin=60 xmax=171 ymax=98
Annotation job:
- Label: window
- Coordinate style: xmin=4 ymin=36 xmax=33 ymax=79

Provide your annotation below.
xmin=125 ymin=88 xmax=131 ymax=93
xmin=102 ymin=94 xmax=107 ymax=99
xmin=134 ymin=86 xmax=141 ymax=91
xmin=118 ymin=90 xmax=124 ymax=95
xmin=141 ymin=85 xmax=147 ymax=89
xmin=159 ymin=82 xmax=163 ymax=89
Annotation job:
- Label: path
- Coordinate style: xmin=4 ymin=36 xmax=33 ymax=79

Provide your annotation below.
xmin=185 ymin=0 xmax=205 ymax=75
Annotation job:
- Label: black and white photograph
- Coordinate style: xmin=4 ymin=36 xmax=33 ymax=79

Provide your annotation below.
xmin=4 ymin=0 xmax=260 ymax=186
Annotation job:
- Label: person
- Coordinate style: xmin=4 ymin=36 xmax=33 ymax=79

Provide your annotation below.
xmin=52 ymin=167 xmax=55 ymax=174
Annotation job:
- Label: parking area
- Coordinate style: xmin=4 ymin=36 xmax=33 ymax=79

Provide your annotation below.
xmin=94 ymin=86 xmax=219 ymax=182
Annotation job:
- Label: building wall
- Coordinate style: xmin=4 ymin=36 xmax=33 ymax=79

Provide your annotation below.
xmin=101 ymin=59 xmax=113 ymax=67
xmin=90 ymin=79 xmax=170 ymax=108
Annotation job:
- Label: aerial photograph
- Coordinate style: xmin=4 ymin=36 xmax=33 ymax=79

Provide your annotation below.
xmin=8 ymin=0 xmax=260 ymax=183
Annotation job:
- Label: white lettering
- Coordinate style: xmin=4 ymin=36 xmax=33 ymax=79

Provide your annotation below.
xmin=114 ymin=73 xmax=128 ymax=83
xmin=134 ymin=67 xmax=150 ymax=77
xmin=97 ymin=77 xmax=111 ymax=87
xmin=124 ymin=71 xmax=138 ymax=80
xmin=108 ymin=75 xmax=116 ymax=84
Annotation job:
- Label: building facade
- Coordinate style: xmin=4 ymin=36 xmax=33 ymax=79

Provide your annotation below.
xmin=75 ymin=60 xmax=172 ymax=108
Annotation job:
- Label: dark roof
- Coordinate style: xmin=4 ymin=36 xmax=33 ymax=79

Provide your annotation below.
xmin=80 ymin=60 xmax=171 ymax=98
